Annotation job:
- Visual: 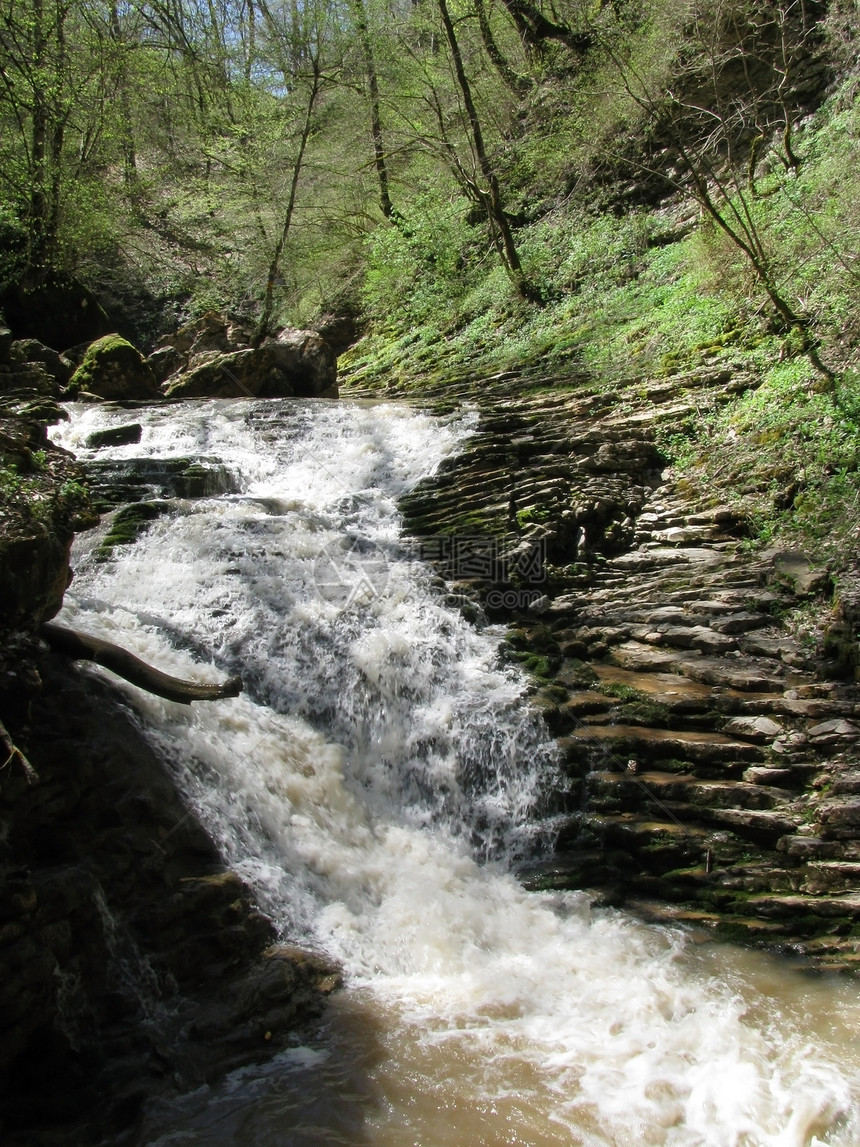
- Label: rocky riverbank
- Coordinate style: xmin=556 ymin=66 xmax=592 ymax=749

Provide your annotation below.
xmin=342 ymin=359 xmax=860 ymax=972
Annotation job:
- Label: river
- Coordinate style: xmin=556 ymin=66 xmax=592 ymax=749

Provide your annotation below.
xmin=52 ymin=397 xmax=860 ymax=1146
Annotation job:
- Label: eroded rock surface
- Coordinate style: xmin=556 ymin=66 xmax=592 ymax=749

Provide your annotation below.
xmin=155 ymin=313 xmax=339 ymax=399
xmin=344 ymin=360 xmax=860 ymax=971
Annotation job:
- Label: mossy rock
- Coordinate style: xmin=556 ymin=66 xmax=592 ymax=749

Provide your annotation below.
xmin=613 ymin=700 xmax=671 ymax=727
xmin=97 ymin=501 xmax=169 ymax=560
xmin=69 ymin=335 xmax=160 ymax=402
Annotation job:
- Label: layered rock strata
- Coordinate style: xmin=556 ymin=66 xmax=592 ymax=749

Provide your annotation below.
xmin=343 ymin=361 xmax=860 ymax=972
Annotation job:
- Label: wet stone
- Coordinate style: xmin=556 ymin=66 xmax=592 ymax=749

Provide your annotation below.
xmin=722 ymin=716 xmax=784 ymax=743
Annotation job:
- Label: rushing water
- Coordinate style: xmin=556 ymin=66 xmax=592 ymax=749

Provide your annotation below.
xmin=53 ymin=399 xmax=860 ymax=1147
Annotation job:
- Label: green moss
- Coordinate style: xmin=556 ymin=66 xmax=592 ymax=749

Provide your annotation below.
xmin=516 ymin=506 xmax=551 ymax=528
xmin=69 ymin=334 xmax=144 ymax=394
xmin=513 ymin=652 xmax=552 ymax=678
xmin=97 ymin=501 xmax=169 ymax=561
xmin=614 ymin=700 xmax=671 ymax=727
xmin=601 ymin=682 xmax=640 ymax=702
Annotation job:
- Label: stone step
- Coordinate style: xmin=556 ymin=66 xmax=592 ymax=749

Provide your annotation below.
xmin=565 ymin=723 xmax=763 ymax=766
xmin=626 ymin=900 xmax=789 ymax=938
xmin=572 ymin=812 xmax=712 ymax=848
xmin=586 ymin=771 xmax=791 ymax=813
xmin=800 ymin=862 xmax=860 ymax=894
xmin=742 ymin=892 xmax=860 ymax=920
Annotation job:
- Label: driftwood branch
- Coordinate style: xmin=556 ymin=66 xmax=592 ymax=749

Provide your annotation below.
xmin=42 ymin=622 xmax=243 ymax=705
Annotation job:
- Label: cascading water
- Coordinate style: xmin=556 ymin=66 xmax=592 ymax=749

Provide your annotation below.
xmin=52 ymin=399 xmax=860 ymax=1147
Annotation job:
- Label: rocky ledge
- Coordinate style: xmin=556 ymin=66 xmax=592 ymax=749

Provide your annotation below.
xmin=343 ymin=360 xmax=860 ymax=972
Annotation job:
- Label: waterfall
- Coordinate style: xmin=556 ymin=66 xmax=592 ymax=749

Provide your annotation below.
xmin=52 ymin=398 xmax=860 ymax=1147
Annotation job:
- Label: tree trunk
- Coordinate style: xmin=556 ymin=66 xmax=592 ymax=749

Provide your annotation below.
xmin=436 ymin=0 xmax=531 ymax=298
xmin=253 ymin=57 xmax=322 ymax=345
xmin=110 ymin=1 xmax=139 ymax=187
xmin=474 ymin=0 xmax=528 ymax=94
xmin=352 ymin=0 xmax=395 ymax=218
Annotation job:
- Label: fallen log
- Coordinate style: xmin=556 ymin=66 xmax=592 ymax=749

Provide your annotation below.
xmin=42 ymin=621 xmax=243 ymax=705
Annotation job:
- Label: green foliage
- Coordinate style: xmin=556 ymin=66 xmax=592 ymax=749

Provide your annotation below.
xmin=0 ymin=455 xmax=92 ymax=535
xmin=362 ymin=188 xmax=481 ymax=327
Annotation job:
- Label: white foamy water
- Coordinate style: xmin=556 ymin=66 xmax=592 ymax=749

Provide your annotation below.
xmin=52 ymin=399 xmax=860 ymax=1147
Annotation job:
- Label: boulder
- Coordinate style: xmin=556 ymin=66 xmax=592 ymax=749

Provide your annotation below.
xmin=10 ymin=338 xmax=72 ymax=385
xmin=723 ymin=715 xmax=784 ymax=743
xmin=766 ymin=550 xmax=832 ymax=598
xmin=158 ymin=311 xmax=252 ymax=358
xmin=147 ymin=343 xmax=185 ymax=383
xmin=163 ymin=332 xmax=338 ymax=399
xmin=68 ymin=334 xmax=160 ymax=401
xmin=0 ymin=528 xmax=73 ymax=631
xmin=314 ymin=312 xmax=361 ymax=356
xmin=0 ymin=359 xmax=65 ymax=425
xmin=0 ymin=415 xmax=90 ymax=634
xmin=85 ymin=423 xmax=143 ymax=449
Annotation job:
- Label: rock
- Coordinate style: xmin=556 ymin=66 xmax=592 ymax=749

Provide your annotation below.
xmin=710 ymin=612 xmax=770 ymax=635
xmin=163 ymin=334 xmax=337 ymax=400
xmin=680 ymin=657 xmax=782 ymax=692
xmin=0 ymin=529 xmax=72 ymax=631
xmin=801 ymin=862 xmax=860 ymax=895
xmin=723 ymin=716 xmax=784 ymax=742
xmin=10 ymin=338 xmax=72 ymax=385
xmin=609 ymin=640 xmax=686 ymax=672
xmin=85 ymin=423 xmax=143 ymax=450
xmin=766 ymin=550 xmax=832 ymax=598
xmin=386 ymin=361 xmax=860 ymax=969
xmin=314 ymin=312 xmax=360 ymax=356
xmin=160 ymin=311 xmax=252 ymax=358
xmin=819 ymin=800 xmax=860 ymax=828
xmin=808 ymin=718 xmax=858 ymax=737
xmin=147 ymin=344 xmax=185 ymax=383
xmin=652 ymin=525 xmax=713 ymax=545
xmin=0 ymin=414 xmax=87 ymax=634
xmin=646 ymin=607 xmax=692 ymax=625
xmin=69 ymin=335 xmax=160 ymax=401
xmin=743 ymin=766 xmax=794 ymax=785
xmin=0 ymin=323 xmax=14 ymax=363
xmin=651 ymin=624 xmax=736 ymax=653
xmin=0 ymin=360 xmax=64 ymax=430
xmin=85 ymin=456 xmax=239 ymax=509
xmin=0 ymin=660 xmax=339 ymax=1140
xmin=705 ymin=808 xmax=799 ymax=844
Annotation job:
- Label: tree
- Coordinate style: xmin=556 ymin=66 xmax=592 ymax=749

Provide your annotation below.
xmin=435 ymin=0 xmax=532 ymax=297
xmin=350 ymin=0 xmax=394 ymax=218
xmin=602 ymin=0 xmax=834 ymax=380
